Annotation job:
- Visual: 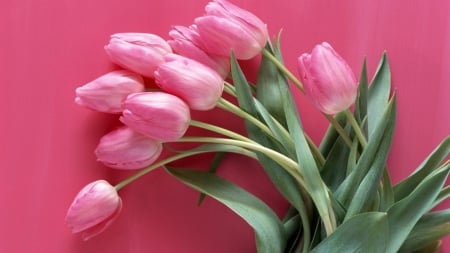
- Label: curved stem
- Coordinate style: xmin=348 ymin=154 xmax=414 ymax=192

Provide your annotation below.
xmin=190 ymin=120 xmax=255 ymax=143
xmin=344 ymin=109 xmax=368 ymax=148
xmin=323 ymin=113 xmax=353 ymax=147
xmin=172 ymin=137 xmax=306 ymax=189
xmin=217 ymin=98 xmax=274 ymax=139
xmin=262 ymin=48 xmax=304 ymax=92
xmin=222 ymin=82 xmax=326 ymax=166
xmin=115 ymin=150 xmax=204 ymax=191
xmin=115 ymin=145 xmax=257 ymax=191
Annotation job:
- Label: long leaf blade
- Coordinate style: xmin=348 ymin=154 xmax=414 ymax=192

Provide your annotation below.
xmin=167 ymin=167 xmax=286 ymax=253
xmin=368 ymin=52 xmax=391 ymax=137
xmin=309 ymin=212 xmax=388 ymax=253
xmin=385 ymin=163 xmax=450 ymax=253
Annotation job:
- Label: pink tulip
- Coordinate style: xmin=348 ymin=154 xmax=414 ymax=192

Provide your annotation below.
xmin=65 ymin=180 xmax=122 ymax=241
xmin=120 ymin=92 xmax=190 ymax=141
xmin=95 ymin=127 xmax=163 ymax=170
xmin=104 ymin=33 xmax=172 ymax=78
xmin=194 ymin=0 xmax=268 ymax=60
xmin=168 ymin=25 xmax=230 ymax=78
xmin=297 ymin=42 xmax=358 ymax=115
xmin=75 ymin=70 xmax=145 ymax=113
xmin=154 ymin=54 xmax=224 ymax=111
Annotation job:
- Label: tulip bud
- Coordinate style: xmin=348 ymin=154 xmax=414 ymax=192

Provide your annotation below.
xmin=104 ymin=33 xmax=172 ymax=78
xmin=297 ymin=42 xmax=358 ymax=115
xmin=75 ymin=70 xmax=145 ymax=113
xmin=65 ymin=180 xmax=122 ymax=241
xmin=168 ymin=25 xmax=230 ymax=78
xmin=154 ymin=54 xmax=224 ymax=111
xmin=95 ymin=127 xmax=163 ymax=170
xmin=194 ymin=0 xmax=268 ymax=60
xmin=120 ymin=92 xmax=190 ymax=141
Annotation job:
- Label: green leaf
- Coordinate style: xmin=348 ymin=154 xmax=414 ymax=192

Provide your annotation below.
xmin=320 ymin=137 xmax=350 ymax=192
xmin=378 ymin=168 xmax=394 ymax=211
xmin=400 ymin=210 xmax=450 ymax=252
xmin=319 ymin=112 xmax=347 ymax=157
xmin=344 ymin=97 xmax=396 ymax=219
xmin=335 ymin=97 xmax=396 ymax=208
xmin=355 ymin=58 xmax=369 ymax=136
xmin=256 ymin=42 xmax=288 ymax=127
xmin=166 ymin=167 xmax=286 ymax=253
xmin=309 ymin=212 xmax=388 ymax=253
xmin=394 ymin=136 xmax=450 ymax=200
xmin=273 ymin=47 xmax=336 ymax=235
xmin=368 ymin=52 xmax=391 ymax=137
xmin=197 ymin=152 xmax=227 ymax=206
xmin=385 ymin=163 xmax=450 ymax=253
xmin=230 ymin=52 xmax=308 ymax=231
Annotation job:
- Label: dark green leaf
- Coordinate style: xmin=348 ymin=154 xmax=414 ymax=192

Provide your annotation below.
xmin=167 ymin=167 xmax=286 ymax=253
xmin=400 ymin=210 xmax=450 ymax=252
xmin=319 ymin=112 xmax=347 ymax=157
xmin=344 ymin=97 xmax=396 ymax=219
xmin=230 ymin=53 xmax=309 ymax=233
xmin=335 ymin=97 xmax=396 ymax=208
xmin=355 ymin=58 xmax=368 ymax=137
xmin=309 ymin=212 xmax=388 ymax=253
xmin=256 ymin=42 xmax=288 ymax=127
xmin=394 ymin=136 xmax=450 ymax=200
xmin=197 ymin=152 xmax=227 ymax=206
xmin=368 ymin=52 xmax=391 ymax=137
xmin=385 ymin=163 xmax=450 ymax=253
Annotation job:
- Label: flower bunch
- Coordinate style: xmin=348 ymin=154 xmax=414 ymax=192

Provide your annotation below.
xmin=67 ymin=0 xmax=450 ymax=252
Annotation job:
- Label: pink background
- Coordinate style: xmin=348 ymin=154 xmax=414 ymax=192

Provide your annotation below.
xmin=1 ymin=0 xmax=449 ymax=252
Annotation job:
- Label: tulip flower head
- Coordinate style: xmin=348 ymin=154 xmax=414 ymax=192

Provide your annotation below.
xmin=168 ymin=25 xmax=230 ymax=78
xmin=120 ymin=92 xmax=191 ymax=141
xmin=105 ymin=33 xmax=172 ymax=78
xmin=297 ymin=42 xmax=358 ymax=115
xmin=75 ymin=70 xmax=145 ymax=113
xmin=65 ymin=180 xmax=122 ymax=241
xmin=154 ymin=54 xmax=224 ymax=111
xmin=194 ymin=0 xmax=268 ymax=60
xmin=95 ymin=127 xmax=163 ymax=170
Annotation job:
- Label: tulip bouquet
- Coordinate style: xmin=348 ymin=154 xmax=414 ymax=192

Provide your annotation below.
xmin=66 ymin=0 xmax=450 ymax=252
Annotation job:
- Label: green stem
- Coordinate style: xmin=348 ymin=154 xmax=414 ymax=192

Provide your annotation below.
xmin=190 ymin=120 xmax=255 ymax=143
xmin=344 ymin=109 xmax=368 ymax=148
xmin=323 ymin=113 xmax=353 ymax=147
xmin=217 ymin=98 xmax=274 ymax=139
xmin=223 ymin=82 xmax=326 ymax=166
xmin=173 ymin=136 xmax=307 ymax=189
xmin=115 ymin=150 xmax=208 ymax=191
xmin=262 ymin=48 xmax=304 ymax=92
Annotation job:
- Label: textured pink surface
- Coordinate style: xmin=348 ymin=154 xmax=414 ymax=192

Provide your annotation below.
xmin=1 ymin=0 xmax=449 ymax=252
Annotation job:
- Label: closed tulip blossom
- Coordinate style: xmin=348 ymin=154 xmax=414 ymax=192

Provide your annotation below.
xmin=95 ymin=127 xmax=163 ymax=170
xmin=154 ymin=54 xmax=224 ymax=111
xmin=297 ymin=42 xmax=358 ymax=115
xmin=105 ymin=33 xmax=172 ymax=78
xmin=168 ymin=25 xmax=230 ymax=78
xmin=194 ymin=0 xmax=268 ymax=60
xmin=65 ymin=180 xmax=122 ymax=241
xmin=121 ymin=92 xmax=190 ymax=141
xmin=75 ymin=70 xmax=145 ymax=113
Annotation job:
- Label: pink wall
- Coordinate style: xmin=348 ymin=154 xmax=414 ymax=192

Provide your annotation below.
xmin=1 ymin=0 xmax=448 ymax=252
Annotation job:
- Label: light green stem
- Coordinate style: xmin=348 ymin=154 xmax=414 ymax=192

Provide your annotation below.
xmin=115 ymin=150 xmax=207 ymax=191
xmin=344 ymin=110 xmax=368 ymax=148
xmin=262 ymin=48 xmax=304 ymax=92
xmin=223 ymin=82 xmax=326 ymax=166
xmin=217 ymin=98 xmax=274 ymax=139
xmin=174 ymin=137 xmax=307 ymax=189
xmin=190 ymin=120 xmax=256 ymax=143
xmin=323 ymin=113 xmax=353 ymax=147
